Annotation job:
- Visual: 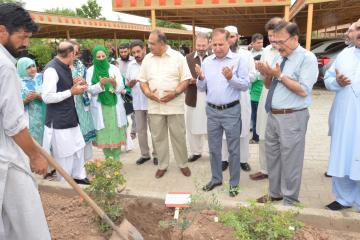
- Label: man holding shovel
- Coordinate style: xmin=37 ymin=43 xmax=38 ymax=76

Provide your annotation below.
xmin=0 ymin=3 xmax=51 ymax=239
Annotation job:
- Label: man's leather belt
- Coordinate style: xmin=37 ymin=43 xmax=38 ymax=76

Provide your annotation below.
xmin=208 ymin=100 xmax=239 ymax=110
xmin=270 ymin=108 xmax=307 ymax=114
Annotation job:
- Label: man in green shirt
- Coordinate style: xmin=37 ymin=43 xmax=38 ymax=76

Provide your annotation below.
xmin=250 ymin=33 xmax=264 ymax=143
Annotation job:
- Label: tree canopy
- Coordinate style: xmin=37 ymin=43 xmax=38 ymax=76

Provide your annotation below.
xmin=76 ymin=0 xmax=105 ymax=20
xmin=45 ymin=8 xmax=77 ymax=17
xmin=150 ymin=19 xmax=186 ymax=30
xmin=0 ymin=0 xmax=24 ymax=6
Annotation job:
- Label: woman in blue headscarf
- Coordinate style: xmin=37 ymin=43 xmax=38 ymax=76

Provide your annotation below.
xmin=17 ymin=57 xmax=46 ymax=145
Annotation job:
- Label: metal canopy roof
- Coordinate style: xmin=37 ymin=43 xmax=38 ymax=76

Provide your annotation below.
xmin=29 ymin=11 xmax=193 ymax=39
xmin=290 ymin=0 xmax=360 ymax=33
xmin=112 ymin=0 xmax=291 ymax=35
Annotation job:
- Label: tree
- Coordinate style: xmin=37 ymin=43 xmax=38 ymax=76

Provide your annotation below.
xmin=27 ymin=39 xmax=56 ymax=67
xmin=76 ymin=0 xmax=105 ymax=20
xmin=148 ymin=19 xmax=190 ymax=53
xmin=0 ymin=0 xmax=24 ymax=6
xmin=45 ymin=8 xmax=77 ymax=17
xmin=149 ymin=19 xmax=186 ymax=30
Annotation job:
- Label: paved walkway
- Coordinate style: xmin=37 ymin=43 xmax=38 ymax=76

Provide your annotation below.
xmin=91 ymin=90 xmax=347 ymax=210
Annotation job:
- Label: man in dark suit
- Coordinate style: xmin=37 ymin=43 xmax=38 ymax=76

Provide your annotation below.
xmin=185 ymin=33 xmax=210 ymax=163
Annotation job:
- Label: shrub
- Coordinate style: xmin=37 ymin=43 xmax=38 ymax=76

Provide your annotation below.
xmin=219 ymin=201 xmax=303 ymax=240
xmin=85 ymin=157 xmax=125 ymax=232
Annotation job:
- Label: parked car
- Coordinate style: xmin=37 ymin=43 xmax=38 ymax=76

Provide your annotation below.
xmin=311 ymin=39 xmax=344 ymax=54
xmin=312 ymin=40 xmax=347 ymax=86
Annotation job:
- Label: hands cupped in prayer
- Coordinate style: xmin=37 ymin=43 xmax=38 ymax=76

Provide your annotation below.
xmin=335 ymin=69 xmax=351 ymax=87
xmin=222 ymin=65 xmax=234 ymax=80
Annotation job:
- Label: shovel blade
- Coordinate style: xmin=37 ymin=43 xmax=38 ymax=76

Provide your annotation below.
xmin=110 ymin=219 xmax=144 ymax=240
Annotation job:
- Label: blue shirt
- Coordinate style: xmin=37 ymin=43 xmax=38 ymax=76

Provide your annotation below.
xmin=197 ymin=50 xmax=249 ymax=105
xmin=272 ymin=45 xmax=318 ymax=109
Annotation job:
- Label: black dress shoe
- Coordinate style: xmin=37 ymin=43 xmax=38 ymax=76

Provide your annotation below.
xmin=240 ymin=162 xmax=251 ymax=172
xmin=74 ymin=178 xmax=90 ymax=185
xmin=44 ymin=169 xmax=56 ymax=179
xmin=188 ymin=154 xmax=201 ymax=162
xmin=136 ymin=157 xmax=151 ymax=165
xmin=153 ymin=158 xmax=158 ymax=165
xmin=326 ymin=201 xmax=352 ymax=211
xmin=202 ymin=181 xmax=222 ymax=192
xmin=222 ymin=161 xmax=229 ymax=171
xmin=229 ymin=185 xmax=239 ymax=197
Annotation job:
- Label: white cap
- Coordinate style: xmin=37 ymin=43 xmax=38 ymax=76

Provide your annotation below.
xmin=224 ymin=25 xmax=238 ymax=34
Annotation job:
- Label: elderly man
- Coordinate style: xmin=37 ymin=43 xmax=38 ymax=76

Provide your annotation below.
xmin=221 ymin=25 xmax=254 ymax=173
xmin=185 ymin=32 xmax=210 ymax=162
xmin=196 ymin=28 xmax=249 ymax=197
xmin=324 ymin=19 xmax=360 ymax=211
xmin=139 ymin=29 xmax=192 ymax=178
xmin=256 ymin=21 xmax=318 ymax=206
xmin=126 ymin=40 xmax=157 ymax=165
xmin=42 ymin=41 xmax=89 ymax=184
xmin=0 ymin=3 xmax=51 ymax=239
xmin=324 ymin=22 xmax=358 ymax=178
xmin=250 ymin=17 xmax=282 ymax=181
xmin=345 ymin=22 xmax=357 ymax=47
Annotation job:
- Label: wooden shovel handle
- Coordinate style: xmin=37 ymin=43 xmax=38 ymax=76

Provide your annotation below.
xmin=34 ymin=141 xmax=127 ymax=240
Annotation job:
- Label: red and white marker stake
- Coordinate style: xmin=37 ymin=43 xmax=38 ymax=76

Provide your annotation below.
xmin=165 ymin=192 xmax=191 ymax=220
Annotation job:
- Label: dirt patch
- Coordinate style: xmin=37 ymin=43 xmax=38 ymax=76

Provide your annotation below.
xmin=121 ymin=198 xmax=174 ymax=240
xmin=40 ymin=191 xmax=360 ymax=240
xmin=40 ymin=192 xmax=104 ymax=240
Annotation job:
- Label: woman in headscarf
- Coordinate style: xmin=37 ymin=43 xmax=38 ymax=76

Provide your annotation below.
xmin=69 ymin=40 xmax=96 ymax=162
xmin=86 ymin=45 xmax=127 ymax=161
xmin=17 ymin=57 xmax=45 ymax=145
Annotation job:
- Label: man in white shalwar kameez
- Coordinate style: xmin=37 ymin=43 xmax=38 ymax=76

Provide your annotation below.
xmin=250 ymin=17 xmax=281 ymax=181
xmin=221 ymin=26 xmax=254 ymax=172
xmin=42 ymin=41 xmax=88 ymax=183
xmin=185 ymin=33 xmax=210 ymax=162
xmin=0 ymin=3 xmax=51 ymax=239
xmin=324 ymin=19 xmax=360 ymax=212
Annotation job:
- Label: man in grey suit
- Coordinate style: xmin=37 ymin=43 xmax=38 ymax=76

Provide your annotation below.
xmin=196 ymin=28 xmax=249 ymax=197
xmin=256 ymin=21 xmax=318 ymax=205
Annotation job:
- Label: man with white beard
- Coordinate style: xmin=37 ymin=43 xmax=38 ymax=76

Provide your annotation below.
xmin=221 ymin=25 xmax=254 ymax=172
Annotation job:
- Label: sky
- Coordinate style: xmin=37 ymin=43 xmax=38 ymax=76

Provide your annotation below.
xmin=24 ymin=0 xmax=150 ymax=25
xmin=23 ymin=0 xmax=297 ymax=31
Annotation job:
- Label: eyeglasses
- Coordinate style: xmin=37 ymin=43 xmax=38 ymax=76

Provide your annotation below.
xmin=273 ymin=36 xmax=292 ymax=45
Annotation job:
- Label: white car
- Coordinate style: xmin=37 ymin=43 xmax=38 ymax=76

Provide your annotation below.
xmin=311 ymin=39 xmax=344 ymax=54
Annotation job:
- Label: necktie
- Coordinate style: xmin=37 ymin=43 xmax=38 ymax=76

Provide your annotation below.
xmin=264 ymin=57 xmax=287 ymax=112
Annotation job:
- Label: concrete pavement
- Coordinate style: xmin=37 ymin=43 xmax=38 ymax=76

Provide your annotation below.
xmin=90 ymin=89 xmax=342 ymax=211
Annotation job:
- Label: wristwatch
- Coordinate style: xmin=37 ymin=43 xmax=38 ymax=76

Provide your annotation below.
xmin=278 ymin=73 xmax=284 ymax=82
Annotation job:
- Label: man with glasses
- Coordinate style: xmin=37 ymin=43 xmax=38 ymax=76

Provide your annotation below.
xmin=185 ymin=32 xmax=210 ymax=163
xmin=256 ymin=21 xmax=318 ymax=206
xmin=250 ymin=17 xmax=282 ymax=181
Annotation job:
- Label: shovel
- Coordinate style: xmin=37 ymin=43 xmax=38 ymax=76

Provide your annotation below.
xmin=35 ymin=141 xmax=144 ymax=240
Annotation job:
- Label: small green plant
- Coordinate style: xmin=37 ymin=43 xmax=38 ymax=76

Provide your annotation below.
xmin=85 ymin=157 xmax=125 ymax=233
xmin=219 ymin=201 xmax=304 ymax=240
